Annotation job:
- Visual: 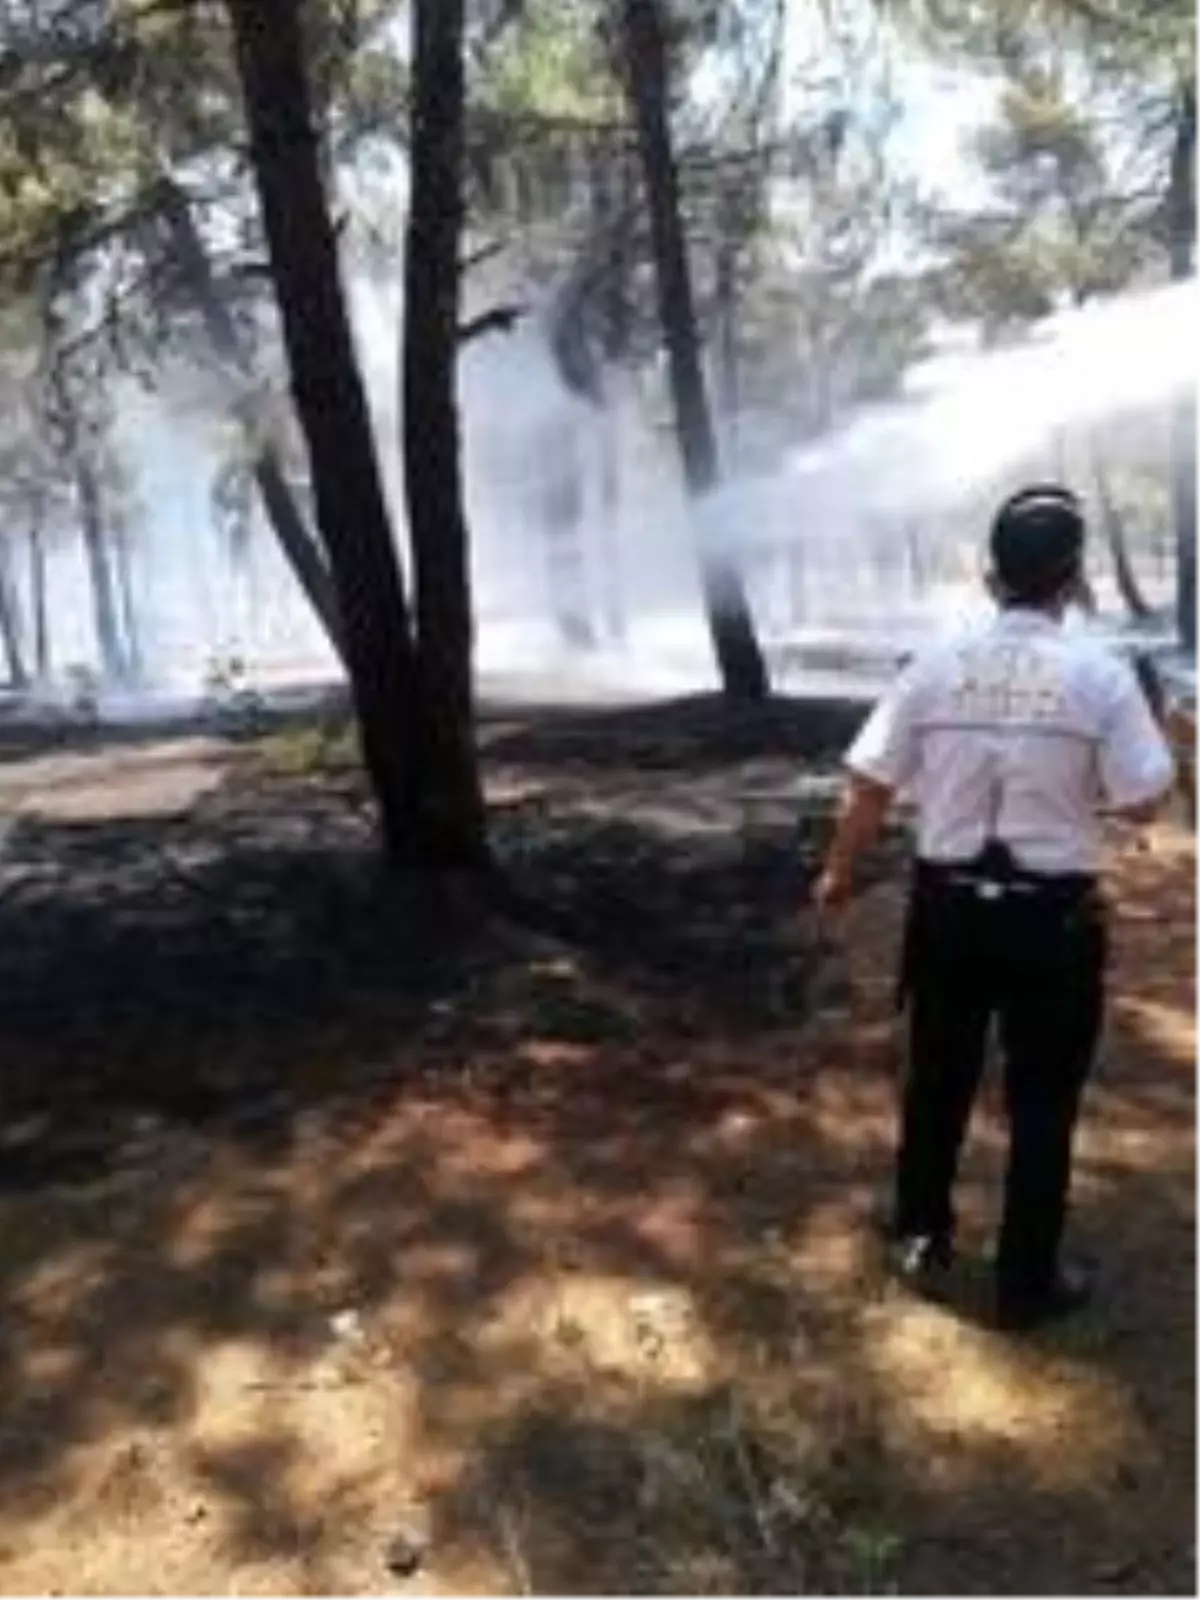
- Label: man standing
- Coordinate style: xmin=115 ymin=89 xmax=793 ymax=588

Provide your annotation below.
xmin=816 ymin=485 xmax=1175 ymax=1330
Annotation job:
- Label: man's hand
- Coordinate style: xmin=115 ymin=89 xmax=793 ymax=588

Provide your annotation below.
xmin=812 ymin=771 xmax=894 ymax=917
xmin=814 ymin=860 xmax=854 ymax=914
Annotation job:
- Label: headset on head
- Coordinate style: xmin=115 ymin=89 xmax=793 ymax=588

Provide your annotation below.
xmin=989 ymin=482 xmax=1088 ymax=604
xmin=995 ymin=483 xmax=1084 ymax=524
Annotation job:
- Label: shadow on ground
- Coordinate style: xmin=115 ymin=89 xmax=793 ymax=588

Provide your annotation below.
xmin=0 ymin=699 xmax=1192 ymax=1595
xmin=0 ymin=697 xmax=874 ymax=1174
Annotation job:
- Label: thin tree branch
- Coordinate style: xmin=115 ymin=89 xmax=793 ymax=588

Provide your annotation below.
xmin=457 ymin=303 xmax=526 ymax=344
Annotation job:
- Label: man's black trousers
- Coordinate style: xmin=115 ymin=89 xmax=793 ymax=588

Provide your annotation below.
xmin=894 ymin=858 xmax=1107 ymax=1303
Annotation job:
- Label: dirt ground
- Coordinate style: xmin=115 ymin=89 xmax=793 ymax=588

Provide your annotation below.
xmin=0 ymin=697 xmax=1193 ymax=1596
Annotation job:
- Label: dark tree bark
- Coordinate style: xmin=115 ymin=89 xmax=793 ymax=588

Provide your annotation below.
xmin=595 ymin=151 xmax=631 ymax=643
xmin=714 ymin=184 xmax=745 ymax=462
xmin=715 ymin=239 xmax=740 ymax=442
xmin=619 ymin=0 xmax=768 ymax=701
xmin=76 ymin=459 xmax=131 ymax=683
xmin=225 ymin=0 xmax=421 ymax=860
xmin=1172 ymin=395 xmax=1196 ymax=653
xmin=0 ymin=544 xmax=28 ymax=689
xmin=402 ymin=0 xmax=488 ymax=869
xmin=28 ymin=515 xmax=49 ymax=680
xmin=157 ymin=177 xmax=346 ymax=663
xmin=1167 ymin=80 xmax=1196 ymax=653
xmin=250 ymin=450 xmax=347 ymax=659
xmin=1167 ymin=81 xmax=1196 ymax=282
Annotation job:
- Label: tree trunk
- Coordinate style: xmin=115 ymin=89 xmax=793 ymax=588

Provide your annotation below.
xmin=157 ymin=176 xmax=346 ymax=664
xmin=226 ymin=0 xmax=421 ymax=860
xmin=250 ymin=450 xmax=347 ymax=660
xmin=1167 ymin=80 xmax=1196 ymax=654
xmin=1091 ymin=457 xmax=1153 ymax=621
xmin=28 ymin=516 xmax=49 ymax=679
xmin=597 ymin=395 xmax=626 ymax=641
xmin=77 ymin=460 xmax=130 ymax=683
xmin=715 ymin=185 xmax=742 ymax=462
xmin=0 ymin=543 xmax=28 ymax=689
xmin=401 ymin=0 xmax=488 ymax=870
xmin=1167 ymin=80 xmax=1196 ymax=281
xmin=112 ymin=522 xmax=144 ymax=683
xmin=592 ymin=149 xmax=628 ymax=643
xmin=619 ymin=0 xmax=768 ymax=701
xmin=541 ymin=417 xmax=596 ymax=649
xmin=715 ymin=239 xmax=740 ymax=450
xmin=1173 ymin=396 xmax=1196 ymax=654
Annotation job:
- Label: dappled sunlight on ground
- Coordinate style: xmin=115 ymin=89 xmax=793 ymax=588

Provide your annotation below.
xmin=857 ymin=1295 xmax=1148 ymax=1475
xmin=0 ymin=713 xmax=1192 ymax=1594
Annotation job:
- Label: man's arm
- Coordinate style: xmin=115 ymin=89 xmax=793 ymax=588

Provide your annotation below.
xmin=813 ymin=663 xmax=924 ymax=912
xmin=815 ymin=772 xmax=895 ymax=911
xmin=1108 ymin=796 xmax=1162 ymax=825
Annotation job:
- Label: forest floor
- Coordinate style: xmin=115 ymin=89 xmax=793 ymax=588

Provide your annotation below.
xmin=0 ymin=695 xmax=1193 ymax=1596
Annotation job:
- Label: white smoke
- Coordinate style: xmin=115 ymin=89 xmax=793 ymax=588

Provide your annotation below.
xmin=7 ymin=270 xmax=1195 ymax=721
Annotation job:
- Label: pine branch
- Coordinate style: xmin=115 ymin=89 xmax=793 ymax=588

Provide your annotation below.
xmin=457 ymin=303 xmax=527 ymax=344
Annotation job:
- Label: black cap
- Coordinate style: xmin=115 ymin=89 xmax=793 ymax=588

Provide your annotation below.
xmin=990 ymin=484 xmax=1086 ymax=605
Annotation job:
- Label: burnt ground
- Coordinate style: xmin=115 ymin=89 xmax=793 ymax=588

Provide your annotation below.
xmin=0 ymin=694 xmax=1193 ymax=1595
xmin=0 ymin=698 xmax=868 ymax=1160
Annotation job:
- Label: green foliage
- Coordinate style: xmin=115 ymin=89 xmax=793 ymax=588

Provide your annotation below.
xmin=926 ymin=67 xmax=1159 ymax=327
xmin=480 ymin=0 xmax=610 ymax=120
xmin=720 ymin=32 xmax=925 ymax=450
xmin=878 ymin=0 xmax=1193 ymax=80
xmin=0 ymin=299 xmax=78 ymax=548
xmin=0 ymin=0 xmax=406 ymax=317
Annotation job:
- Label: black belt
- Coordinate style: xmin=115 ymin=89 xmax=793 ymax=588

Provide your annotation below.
xmin=914 ymin=841 xmax=1096 ymax=905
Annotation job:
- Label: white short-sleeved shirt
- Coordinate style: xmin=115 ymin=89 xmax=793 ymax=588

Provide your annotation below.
xmin=846 ymin=610 xmax=1176 ymax=874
